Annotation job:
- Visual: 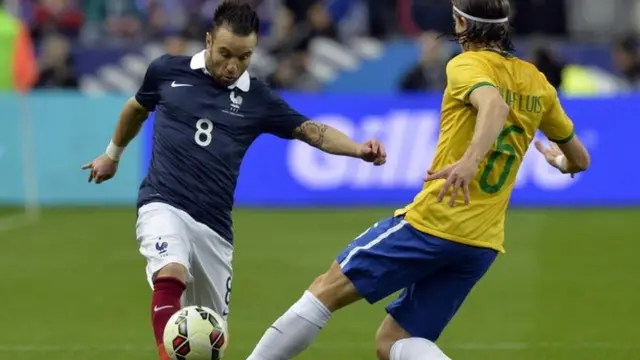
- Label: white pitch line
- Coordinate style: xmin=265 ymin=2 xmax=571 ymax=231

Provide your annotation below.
xmin=0 ymin=342 xmax=634 ymax=352
xmin=445 ymin=342 xmax=635 ymax=350
xmin=0 ymin=212 xmax=38 ymax=232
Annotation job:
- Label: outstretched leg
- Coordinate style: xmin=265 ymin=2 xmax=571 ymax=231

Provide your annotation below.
xmin=375 ymin=241 xmax=498 ymax=360
xmin=137 ymin=203 xmax=193 ymax=360
xmin=247 ymin=216 xmax=425 ymax=360
xmin=246 ymin=260 xmax=362 ymax=360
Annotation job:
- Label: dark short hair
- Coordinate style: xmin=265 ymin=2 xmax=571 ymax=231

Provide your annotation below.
xmin=451 ymin=0 xmax=513 ymax=52
xmin=213 ymin=0 xmax=260 ymax=36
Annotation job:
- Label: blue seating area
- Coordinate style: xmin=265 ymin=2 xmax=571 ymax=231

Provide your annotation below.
xmin=66 ymin=39 xmax=616 ymax=93
xmin=323 ymin=39 xmax=616 ymax=93
xmin=324 ymin=39 xmax=421 ymax=93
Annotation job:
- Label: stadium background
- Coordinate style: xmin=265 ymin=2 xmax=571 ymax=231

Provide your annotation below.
xmin=0 ymin=0 xmax=639 ymax=359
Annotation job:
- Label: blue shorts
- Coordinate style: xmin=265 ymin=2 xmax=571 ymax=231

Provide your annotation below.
xmin=336 ymin=216 xmax=497 ymax=341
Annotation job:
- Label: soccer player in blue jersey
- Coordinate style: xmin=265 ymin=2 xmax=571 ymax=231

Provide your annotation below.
xmin=81 ymin=2 xmax=386 ymax=359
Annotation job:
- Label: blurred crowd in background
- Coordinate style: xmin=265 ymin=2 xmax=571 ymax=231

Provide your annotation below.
xmin=1 ymin=0 xmax=639 ymax=94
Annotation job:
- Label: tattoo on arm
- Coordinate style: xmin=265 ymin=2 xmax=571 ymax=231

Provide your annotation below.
xmin=294 ymin=121 xmax=328 ymax=147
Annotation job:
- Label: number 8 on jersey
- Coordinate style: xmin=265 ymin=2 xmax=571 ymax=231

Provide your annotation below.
xmin=195 ymin=118 xmax=214 ymax=147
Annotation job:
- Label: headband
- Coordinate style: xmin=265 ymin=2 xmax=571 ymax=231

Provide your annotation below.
xmin=453 ymin=5 xmax=509 ymax=24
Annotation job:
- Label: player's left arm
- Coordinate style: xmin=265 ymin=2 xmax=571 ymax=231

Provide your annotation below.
xmin=262 ymin=86 xmax=386 ymax=164
xmin=536 ymin=79 xmax=590 ymax=174
xmin=294 ymin=120 xmax=386 ymax=165
xmin=292 ymin=121 xmax=358 ymax=157
xmin=425 ymin=56 xmax=510 ymax=205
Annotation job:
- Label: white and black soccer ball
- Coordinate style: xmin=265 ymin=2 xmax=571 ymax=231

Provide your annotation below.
xmin=163 ymin=306 xmax=228 ymax=360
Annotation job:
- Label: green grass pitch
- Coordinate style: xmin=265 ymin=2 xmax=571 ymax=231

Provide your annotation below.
xmin=0 ymin=207 xmax=638 ymax=360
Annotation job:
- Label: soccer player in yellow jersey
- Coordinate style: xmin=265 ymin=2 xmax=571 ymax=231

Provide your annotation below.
xmin=246 ymin=1 xmax=591 ymax=360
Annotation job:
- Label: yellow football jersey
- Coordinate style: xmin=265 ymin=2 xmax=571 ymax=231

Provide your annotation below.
xmin=395 ymin=50 xmax=575 ymax=253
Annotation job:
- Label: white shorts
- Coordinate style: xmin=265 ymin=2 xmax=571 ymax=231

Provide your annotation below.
xmin=136 ymin=202 xmax=233 ymax=318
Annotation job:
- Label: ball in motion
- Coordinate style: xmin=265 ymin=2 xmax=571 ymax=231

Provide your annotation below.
xmin=163 ymin=305 xmax=228 ymax=360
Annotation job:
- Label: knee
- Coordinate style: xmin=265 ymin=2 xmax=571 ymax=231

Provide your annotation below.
xmin=306 ymin=262 xmax=360 ymax=311
xmin=307 ymin=273 xmax=332 ymax=302
xmin=154 ymin=262 xmax=189 ymax=283
xmin=374 ymin=315 xmax=410 ymax=360
xmin=308 ymin=273 xmax=327 ymax=291
xmin=375 ymin=342 xmax=392 ymax=360
xmin=374 ymin=327 xmax=396 ymax=360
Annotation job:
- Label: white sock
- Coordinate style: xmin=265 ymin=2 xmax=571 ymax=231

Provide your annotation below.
xmin=390 ymin=338 xmax=452 ymax=360
xmin=247 ymin=291 xmax=332 ymax=360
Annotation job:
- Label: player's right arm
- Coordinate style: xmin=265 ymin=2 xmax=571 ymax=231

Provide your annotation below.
xmin=426 ymin=54 xmax=510 ymax=205
xmin=463 ymin=86 xmax=510 ymax=165
xmin=111 ymin=54 xmax=166 ymax=153
xmin=448 ymin=55 xmax=510 ymax=166
xmin=536 ymin=83 xmax=590 ymax=174
xmin=111 ymin=97 xmax=150 ymax=150
xmin=82 ymin=56 xmax=165 ymax=183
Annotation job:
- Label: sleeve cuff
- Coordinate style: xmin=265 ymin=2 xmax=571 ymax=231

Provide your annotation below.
xmin=134 ymin=94 xmax=156 ymax=112
xmin=550 ymin=130 xmax=575 ymax=144
xmin=463 ymin=81 xmax=496 ymax=106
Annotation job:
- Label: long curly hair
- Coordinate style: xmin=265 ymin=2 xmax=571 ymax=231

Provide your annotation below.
xmin=450 ymin=0 xmax=514 ymax=52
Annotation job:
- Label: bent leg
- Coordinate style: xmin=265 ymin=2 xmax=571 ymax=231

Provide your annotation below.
xmin=376 ymin=242 xmax=498 ymax=360
xmin=152 ymin=264 xmax=188 ymax=360
xmin=137 ymin=203 xmax=193 ymax=359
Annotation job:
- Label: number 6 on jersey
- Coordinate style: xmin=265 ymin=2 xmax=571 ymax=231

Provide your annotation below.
xmin=195 ymin=119 xmax=214 ymax=147
xmin=479 ymin=124 xmax=524 ymax=194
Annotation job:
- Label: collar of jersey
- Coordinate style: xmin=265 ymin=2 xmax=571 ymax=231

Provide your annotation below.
xmin=483 ymin=48 xmax=514 ymax=59
xmin=190 ymin=50 xmax=250 ymax=92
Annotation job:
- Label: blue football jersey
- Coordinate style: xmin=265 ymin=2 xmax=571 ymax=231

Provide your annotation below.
xmin=136 ymin=51 xmax=307 ymax=243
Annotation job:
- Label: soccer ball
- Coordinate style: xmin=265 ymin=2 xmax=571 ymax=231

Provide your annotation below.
xmin=163 ymin=306 xmax=228 ymax=360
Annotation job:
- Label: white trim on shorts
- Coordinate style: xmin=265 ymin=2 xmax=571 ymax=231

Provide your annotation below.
xmin=339 ymin=220 xmax=408 ymax=268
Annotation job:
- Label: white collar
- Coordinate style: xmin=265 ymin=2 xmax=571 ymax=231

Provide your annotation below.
xmin=190 ymin=50 xmax=250 ymax=92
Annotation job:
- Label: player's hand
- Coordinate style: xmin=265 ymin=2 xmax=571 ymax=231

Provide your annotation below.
xmin=358 ymin=139 xmax=387 ymax=166
xmin=424 ymin=158 xmax=479 ymax=207
xmin=82 ymin=154 xmax=119 ymax=184
xmin=534 ymin=140 xmax=575 ymax=178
